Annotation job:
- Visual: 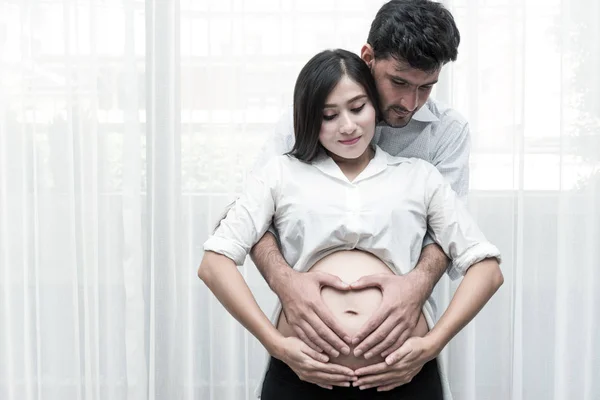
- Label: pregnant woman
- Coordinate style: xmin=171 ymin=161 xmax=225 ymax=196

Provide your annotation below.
xmin=198 ymin=49 xmax=503 ymax=400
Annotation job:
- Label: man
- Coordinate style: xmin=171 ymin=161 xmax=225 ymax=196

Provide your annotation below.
xmin=249 ymin=0 xmax=468 ymax=391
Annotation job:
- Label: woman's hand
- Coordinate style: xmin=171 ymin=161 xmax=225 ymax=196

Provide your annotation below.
xmin=349 ymin=273 xmax=428 ymax=358
xmin=273 ymin=336 xmax=357 ymax=389
xmin=352 ymin=336 xmax=437 ymax=391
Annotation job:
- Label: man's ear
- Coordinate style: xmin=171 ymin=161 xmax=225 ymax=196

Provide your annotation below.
xmin=360 ymin=44 xmax=375 ymax=67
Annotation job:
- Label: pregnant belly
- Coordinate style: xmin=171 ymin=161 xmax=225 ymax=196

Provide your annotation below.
xmin=277 ymin=250 xmax=429 ymax=369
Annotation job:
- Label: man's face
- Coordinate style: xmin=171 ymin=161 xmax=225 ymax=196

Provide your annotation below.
xmin=362 ymin=46 xmax=441 ymax=128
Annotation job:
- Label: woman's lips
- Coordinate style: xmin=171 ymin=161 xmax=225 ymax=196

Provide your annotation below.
xmin=339 ymin=137 xmax=361 ymax=145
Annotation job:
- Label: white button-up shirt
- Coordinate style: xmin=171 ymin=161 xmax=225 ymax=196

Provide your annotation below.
xmin=204 ymin=147 xmax=500 ymax=400
xmin=205 ymin=146 xmax=499 ymax=280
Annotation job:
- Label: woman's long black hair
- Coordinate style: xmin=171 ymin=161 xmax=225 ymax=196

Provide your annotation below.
xmin=288 ymin=49 xmax=381 ymax=162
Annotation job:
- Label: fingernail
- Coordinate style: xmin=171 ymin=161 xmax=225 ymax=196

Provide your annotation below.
xmin=354 ymin=349 xmax=363 ymax=357
xmin=352 ymin=338 xmax=360 ymax=345
xmin=331 ymin=350 xmax=340 ymax=358
xmin=344 ymin=336 xmax=352 ymax=344
xmin=352 ymin=382 xmax=359 ymax=387
xmin=341 ymin=346 xmax=350 ymax=355
xmin=342 ymin=382 xmax=350 ymax=387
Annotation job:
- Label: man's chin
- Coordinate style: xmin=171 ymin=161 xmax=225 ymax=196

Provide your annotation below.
xmin=383 ymin=115 xmax=411 ymax=128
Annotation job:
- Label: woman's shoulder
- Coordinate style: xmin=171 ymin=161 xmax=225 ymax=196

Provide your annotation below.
xmin=252 ymin=154 xmax=307 ymax=179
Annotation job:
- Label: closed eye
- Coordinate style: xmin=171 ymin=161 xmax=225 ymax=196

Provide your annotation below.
xmin=351 ymin=104 xmax=366 ymax=113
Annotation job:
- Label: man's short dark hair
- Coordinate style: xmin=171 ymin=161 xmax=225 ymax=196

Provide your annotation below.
xmin=367 ymin=0 xmax=460 ymax=72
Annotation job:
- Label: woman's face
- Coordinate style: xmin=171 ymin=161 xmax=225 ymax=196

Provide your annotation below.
xmin=318 ymin=75 xmax=377 ymax=160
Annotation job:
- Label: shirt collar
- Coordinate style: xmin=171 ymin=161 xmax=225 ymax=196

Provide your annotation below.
xmin=411 ymin=101 xmax=439 ymax=123
xmin=311 ymin=146 xmax=406 ymax=184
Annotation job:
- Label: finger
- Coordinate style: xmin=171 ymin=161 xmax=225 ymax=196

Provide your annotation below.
xmin=316 ymin=272 xmax=351 ymax=291
xmin=354 ymin=372 xmax=395 ymax=387
xmin=359 ymin=379 xmax=398 ymax=391
xmin=299 ymin=320 xmax=340 ymax=358
xmin=381 ymin=329 xmax=412 ymax=358
xmin=384 ymin=341 xmax=413 ymax=366
xmin=309 ymin=375 xmax=354 ymax=387
xmin=356 ymin=380 xmax=396 ymax=390
xmin=292 ymin=324 xmax=323 ymax=353
xmin=354 ymin=316 xmax=396 ymax=356
xmin=315 ymin=379 xmax=352 ymax=388
xmin=333 ymin=382 xmax=352 ymax=388
xmin=381 ymin=328 xmax=411 ymax=358
xmin=313 ymin=303 xmax=353 ymax=349
xmin=348 ymin=274 xmax=385 ymax=290
xmin=311 ymin=371 xmax=357 ymax=384
xmin=354 ymin=361 xmax=389 ymax=376
xmin=300 ymin=343 xmax=329 ymax=363
xmin=306 ymin=358 xmax=355 ymax=377
xmin=319 ymin=362 xmax=356 ymax=377
xmin=362 ymin=323 xmax=404 ymax=359
xmin=351 ymin=305 xmax=390 ymax=347
xmin=377 ymin=382 xmax=402 ymax=391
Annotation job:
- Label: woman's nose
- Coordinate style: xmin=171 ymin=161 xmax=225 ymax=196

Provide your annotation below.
xmin=339 ymin=112 xmax=356 ymax=134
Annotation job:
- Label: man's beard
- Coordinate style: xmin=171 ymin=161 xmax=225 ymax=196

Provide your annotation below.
xmin=383 ymin=106 xmax=412 ymax=128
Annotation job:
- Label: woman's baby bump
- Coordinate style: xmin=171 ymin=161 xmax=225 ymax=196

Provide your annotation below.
xmin=277 ymin=250 xmax=428 ymax=369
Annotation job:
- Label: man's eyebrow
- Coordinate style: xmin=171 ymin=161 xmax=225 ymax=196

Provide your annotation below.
xmin=387 ymin=73 xmax=438 ymax=87
xmin=324 ymin=94 xmax=367 ymax=108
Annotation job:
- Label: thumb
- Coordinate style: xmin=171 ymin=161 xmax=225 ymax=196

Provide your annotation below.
xmin=385 ymin=341 xmax=413 ymax=365
xmin=317 ymin=272 xmax=351 ymax=291
xmin=349 ymin=274 xmax=384 ymax=290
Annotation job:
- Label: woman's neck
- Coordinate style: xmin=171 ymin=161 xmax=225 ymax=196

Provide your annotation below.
xmin=328 ymin=146 xmax=375 ymax=182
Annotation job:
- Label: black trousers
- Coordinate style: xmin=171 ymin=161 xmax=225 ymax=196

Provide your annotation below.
xmin=260 ymin=357 xmax=444 ymax=400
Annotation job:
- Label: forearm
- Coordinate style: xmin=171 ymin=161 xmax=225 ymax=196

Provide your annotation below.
xmin=408 ymin=243 xmax=449 ymax=303
xmin=198 ymin=251 xmax=283 ymax=356
xmin=425 ymin=258 xmax=503 ymax=355
xmin=250 ymin=231 xmax=294 ymax=295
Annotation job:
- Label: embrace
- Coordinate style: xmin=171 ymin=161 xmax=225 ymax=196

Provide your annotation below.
xmin=199 ymin=1 xmax=503 ymax=399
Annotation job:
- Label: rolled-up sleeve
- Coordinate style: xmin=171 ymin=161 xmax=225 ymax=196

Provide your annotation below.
xmin=423 ymin=163 xmax=501 ymax=280
xmin=203 ymin=160 xmax=280 ymax=266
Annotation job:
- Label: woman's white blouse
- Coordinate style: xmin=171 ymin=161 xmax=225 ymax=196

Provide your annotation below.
xmin=204 ymin=146 xmax=500 ymax=280
xmin=203 ymin=146 xmax=501 ymax=400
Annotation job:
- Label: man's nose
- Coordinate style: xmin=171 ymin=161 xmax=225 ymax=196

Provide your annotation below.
xmin=400 ymin=90 xmax=419 ymax=112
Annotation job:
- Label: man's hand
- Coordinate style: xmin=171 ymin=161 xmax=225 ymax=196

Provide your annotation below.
xmin=352 ymin=336 xmax=437 ymax=391
xmin=250 ymin=232 xmax=352 ymax=357
xmin=274 ymin=336 xmax=356 ymax=389
xmin=349 ymin=273 xmax=428 ymax=359
xmin=279 ymin=270 xmax=353 ymax=358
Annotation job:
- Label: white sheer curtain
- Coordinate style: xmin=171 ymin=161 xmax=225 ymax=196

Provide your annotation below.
xmin=0 ymin=0 xmax=598 ymax=399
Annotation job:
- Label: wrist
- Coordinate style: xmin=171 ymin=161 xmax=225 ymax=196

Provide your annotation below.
xmin=405 ymin=269 xmax=434 ymax=304
xmin=269 ymin=266 xmax=297 ymax=295
xmin=265 ymin=333 xmax=286 ymax=360
xmin=423 ymin=329 xmax=448 ymax=359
